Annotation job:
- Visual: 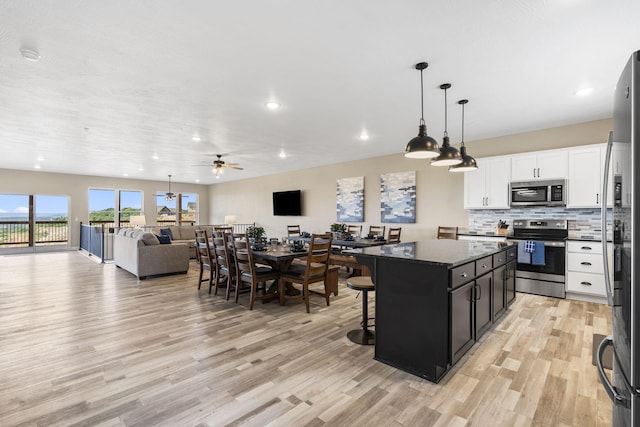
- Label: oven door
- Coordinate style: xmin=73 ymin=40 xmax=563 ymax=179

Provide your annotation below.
xmin=515 ymin=240 xmax=566 ymax=277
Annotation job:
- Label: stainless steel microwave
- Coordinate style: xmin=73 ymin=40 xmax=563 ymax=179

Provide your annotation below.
xmin=509 ymin=179 xmax=566 ymax=207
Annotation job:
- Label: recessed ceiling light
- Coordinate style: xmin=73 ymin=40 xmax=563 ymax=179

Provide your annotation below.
xmin=360 ymin=132 xmax=370 ymax=141
xmin=36 ymin=156 xmax=44 ymax=161
xmin=34 ymin=164 xmax=41 ymax=169
xmin=20 ymin=48 xmax=41 ymax=62
xmin=195 ymin=179 xmax=200 ymax=183
xmin=138 ymin=167 xmax=144 ymax=172
xmin=192 ymin=136 xmax=201 ymax=142
xmin=152 ymin=154 xmax=159 ymax=160
xmin=279 ymin=150 xmax=287 ymax=158
xmin=575 ymin=87 xmax=594 ymax=96
xmin=123 ymin=172 xmax=128 ymax=177
xmin=265 ymin=101 xmax=280 ymax=110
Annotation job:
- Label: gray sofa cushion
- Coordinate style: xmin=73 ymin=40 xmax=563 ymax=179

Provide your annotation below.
xmin=141 ymin=232 xmax=160 ymax=245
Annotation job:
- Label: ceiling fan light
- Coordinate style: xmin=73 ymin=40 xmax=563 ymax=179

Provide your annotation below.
xmin=405 ymin=124 xmax=440 ymax=158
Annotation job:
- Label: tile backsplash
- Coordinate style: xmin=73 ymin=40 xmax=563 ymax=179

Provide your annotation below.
xmin=468 ymin=207 xmax=612 ymax=240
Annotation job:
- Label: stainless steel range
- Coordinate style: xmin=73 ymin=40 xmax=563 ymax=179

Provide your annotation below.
xmin=511 ymin=219 xmax=568 ymax=298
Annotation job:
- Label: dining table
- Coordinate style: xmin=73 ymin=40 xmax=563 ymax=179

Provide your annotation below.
xmin=296 ymin=236 xmax=388 ymax=249
xmin=251 ymin=244 xmax=311 ymax=297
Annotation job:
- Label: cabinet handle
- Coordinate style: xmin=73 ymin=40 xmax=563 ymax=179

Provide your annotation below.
xmin=475 ymin=284 xmax=482 ymax=301
xmin=596 ymin=193 xmax=600 ymax=204
xmin=461 ymin=272 xmax=468 ymax=277
xmin=533 ymin=168 xmax=536 ymax=178
xmin=581 ymin=246 xmax=592 ymax=250
xmin=537 ymin=167 xmax=540 ymax=177
xmin=481 ymin=264 xmax=488 ymax=269
xmin=581 ymin=261 xmax=592 ymax=266
xmin=581 ymin=281 xmax=592 ymax=286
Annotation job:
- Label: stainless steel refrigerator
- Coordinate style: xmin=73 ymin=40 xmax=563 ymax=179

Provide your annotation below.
xmin=598 ymin=50 xmax=639 ymax=426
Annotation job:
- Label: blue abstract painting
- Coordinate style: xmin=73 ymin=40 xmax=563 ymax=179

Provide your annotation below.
xmin=380 ymin=171 xmax=416 ymax=223
xmin=336 ymin=176 xmax=364 ymax=222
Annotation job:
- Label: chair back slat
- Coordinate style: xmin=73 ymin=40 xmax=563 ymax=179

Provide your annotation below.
xmin=369 ymin=225 xmax=385 ymax=237
xmin=437 ymin=226 xmax=458 ymax=240
xmin=287 ymin=225 xmax=301 ymax=237
xmin=387 ymin=227 xmax=402 ymax=244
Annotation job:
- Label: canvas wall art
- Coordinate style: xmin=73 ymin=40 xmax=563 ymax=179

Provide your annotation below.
xmin=336 ymin=176 xmax=364 ymax=222
xmin=380 ymin=171 xmax=416 ymax=223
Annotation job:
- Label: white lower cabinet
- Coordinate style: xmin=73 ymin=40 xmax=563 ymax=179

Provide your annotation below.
xmin=566 ymin=240 xmax=611 ymax=302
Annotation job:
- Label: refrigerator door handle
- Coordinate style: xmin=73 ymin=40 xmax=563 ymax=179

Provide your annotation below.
xmin=597 ymin=335 xmax=629 ymax=407
xmin=601 ymin=130 xmax=614 ymax=306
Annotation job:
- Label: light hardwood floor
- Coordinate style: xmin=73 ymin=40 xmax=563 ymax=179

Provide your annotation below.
xmin=0 ymin=251 xmax=612 ymax=426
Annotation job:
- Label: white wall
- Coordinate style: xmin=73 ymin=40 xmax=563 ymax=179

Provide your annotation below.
xmin=0 ymin=169 xmax=210 ymax=248
xmin=208 ymin=118 xmax=613 ymax=242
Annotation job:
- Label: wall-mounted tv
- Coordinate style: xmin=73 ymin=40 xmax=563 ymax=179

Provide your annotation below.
xmin=273 ymin=190 xmax=302 ymax=216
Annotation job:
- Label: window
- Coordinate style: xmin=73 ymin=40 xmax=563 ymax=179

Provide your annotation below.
xmin=180 ymin=193 xmax=198 ymax=224
xmin=119 ymin=190 xmax=143 ymax=227
xmin=156 ymin=193 xmax=176 ymax=226
xmin=89 ymin=189 xmax=116 ymax=227
xmin=0 ymin=193 xmax=30 ymax=247
xmin=0 ymin=193 xmax=69 ymax=250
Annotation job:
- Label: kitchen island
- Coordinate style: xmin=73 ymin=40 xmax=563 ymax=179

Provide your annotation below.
xmin=350 ymin=239 xmax=517 ymax=383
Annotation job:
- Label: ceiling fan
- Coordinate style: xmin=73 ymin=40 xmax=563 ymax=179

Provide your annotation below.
xmin=165 ymin=174 xmax=175 ymax=201
xmin=197 ymin=154 xmax=244 ymax=178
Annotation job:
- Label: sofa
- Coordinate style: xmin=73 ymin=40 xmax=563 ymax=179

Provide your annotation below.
xmin=150 ymin=225 xmax=214 ymax=258
xmin=114 ymin=228 xmax=190 ymax=279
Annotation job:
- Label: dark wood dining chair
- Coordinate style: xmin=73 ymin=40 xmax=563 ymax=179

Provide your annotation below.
xmin=232 ymin=239 xmax=280 ymax=309
xmin=437 ymin=226 xmax=458 ymax=240
xmin=195 ymin=229 xmax=215 ymax=293
xmin=287 ymin=225 xmax=301 ymax=237
xmin=212 ymin=231 xmax=236 ymax=300
xmin=280 ymin=233 xmax=333 ymax=313
xmin=346 ymin=224 xmax=362 ymax=236
xmin=368 ymin=225 xmax=385 ymax=237
xmin=387 ymin=227 xmax=401 ymax=244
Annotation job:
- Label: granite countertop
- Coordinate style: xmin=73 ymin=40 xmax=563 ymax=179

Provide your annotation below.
xmin=347 ymin=239 xmax=514 ymax=268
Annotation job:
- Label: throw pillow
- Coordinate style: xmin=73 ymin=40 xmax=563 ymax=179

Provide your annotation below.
xmin=159 ymin=228 xmax=173 ymax=240
xmin=141 ymin=232 xmax=160 ymax=245
xmin=156 ymin=234 xmax=171 ymax=244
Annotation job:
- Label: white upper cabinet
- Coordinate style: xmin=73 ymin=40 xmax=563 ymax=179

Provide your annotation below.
xmin=511 ymin=149 xmax=568 ymax=181
xmin=567 ymin=143 xmax=611 ymax=208
xmin=464 ymin=157 xmax=511 ymax=209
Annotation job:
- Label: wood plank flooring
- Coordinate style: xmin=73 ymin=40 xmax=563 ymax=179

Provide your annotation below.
xmin=0 ymin=251 xmax=612 ymax=426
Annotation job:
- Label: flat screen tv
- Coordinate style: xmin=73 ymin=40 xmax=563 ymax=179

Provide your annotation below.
xmin=273 ymin=190 xmax=302 ymax=216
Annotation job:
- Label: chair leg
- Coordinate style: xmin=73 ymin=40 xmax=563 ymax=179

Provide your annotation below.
xmin=234 ymin=275 xmax=241 ymax=304
xmin=303 ymin=282 xmax=310 ymax=313
xmin=225 ymin=274 xmax=232 ymax=301
xmin=198 ymin=266 xmax=204 ymax=290
xmin=249 ymin=281 xmax=257 ymax=310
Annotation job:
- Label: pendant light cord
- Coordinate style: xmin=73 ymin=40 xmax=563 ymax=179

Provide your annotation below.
xmin=420 ymin=68 xmax=425 ymax=126
xmin=461 ymin=102 xmax=465 ymax=146
xmin=443 ymin=86 xmax=448 ymax=137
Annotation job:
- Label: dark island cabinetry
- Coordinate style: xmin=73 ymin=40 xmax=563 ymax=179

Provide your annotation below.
xmin=352 ymin=240 xmax=516 ymax=383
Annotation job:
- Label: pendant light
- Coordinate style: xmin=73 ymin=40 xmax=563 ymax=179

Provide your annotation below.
xmin=449 ymin=99 xmax=478 ymax=172
xmin=404 ymin=62 xmax=440 ymax=159
xmin=431 ymin=83 xmax=462 ymax=166
xmin=165 ymin=174 xmax=175 ymax=201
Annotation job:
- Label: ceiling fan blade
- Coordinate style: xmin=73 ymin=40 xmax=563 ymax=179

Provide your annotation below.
xmin=225 ymin=162 xmax=240 ymax=167
xmin=227 ymin=165 xmax=244 ymax=170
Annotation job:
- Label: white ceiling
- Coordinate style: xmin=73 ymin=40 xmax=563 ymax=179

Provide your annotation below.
xmin=1 ymin=0 xmax=639 ymax=185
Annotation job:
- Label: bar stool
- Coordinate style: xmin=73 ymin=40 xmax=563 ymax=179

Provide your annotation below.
xmin=346 ymin=276 xmax=375 ymax=345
